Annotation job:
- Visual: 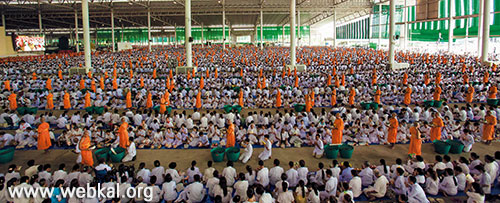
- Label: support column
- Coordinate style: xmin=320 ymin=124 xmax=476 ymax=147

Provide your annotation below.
xmin=222 ymin=0 xmax=226 ymax=50
xmin=82 ymin=0 xmax=92 ymax=72
xmin=111 ymin=8 xmax=115 ymax=52
xmin=388 ymin=0 xmax=396 ymax=65
xmin=38 ymin=10 xmax=43 ymax=34
xmin=478 ymin=0 xmax=484 ymax=56
xmin=481 ymin=0 xmax=491 ymax=62
xmin=74 ymin=9 xmax=80 ymax=53
xmin=290 ymin=0 xmax=296 ymax=66
xmin=465 ymin=17 xmax=469 ymax=53
xmin=282 ymin=25 xmax=285 ymax=46
xmin=260 ymin=9 xmax=264 ymax=49
xmin=333 ymin=10 xmax=336 ymax=47
xmin=228 ymin=23 xmax=231 ymax=46
xmin=297 ymin=10 xmax=300 ymax=48
xmin=369 ymin=12 xmax=373 ymax=45
xmin=403 ymin=0 xmax=408 ymax=50
xmin=448 ymin=0 xmax=454 ymax=52
xmin=174 ymin=24 xmax=177 ymax=47
xmin=378 ymin=4 xmax=382 ymax=48
xmin=147 ymin=7 xmax=151 ymax=52
xmin=121 ymin=24 xmax=124 ymax=42
xmin=1 ymin=12 xmax=5 ymax=27
xmin=201 ymin=23 xmax=204 ymax=48
xmin=185 ymin=0 xmax=192 ymax=67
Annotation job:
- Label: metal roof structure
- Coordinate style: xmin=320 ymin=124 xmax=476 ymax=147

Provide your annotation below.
xmin=0 ymin=0 xmax=373 ymax=33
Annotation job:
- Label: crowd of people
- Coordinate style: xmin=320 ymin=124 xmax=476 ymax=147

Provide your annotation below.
xmin=0 ymin=45 xmax=499 ymax=202
xmin=2 ymin=152 xmax=500 ymax=202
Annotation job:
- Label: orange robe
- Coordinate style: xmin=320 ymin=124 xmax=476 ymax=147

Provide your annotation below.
xmin=332 ymin=118 xmax=344 ymax=144
xmin=294 ymin=76 xmax=299 ymax=88
xmin=118 ymin=122 xmax=130 ymax=149
xmin=37 ymin=122 xmax=52 ymax=150
xmin=91 ymin=79 xmax=96 ymax=92
xmin=80 ymin=79 xmax=85 ymax=90
xmin=195 ymin=91 xmax=202 ymax=109
xmin=435 ymin=72 xmax=442 ymax=84
xmin=153 ymin=69 xmax=157 ymax=79
xmin=488 ymin=86 xmax=497 ymax=99
xmin=146 ymin=92 xmax=153 ymax=108
xmin=126 ymin=91 xmax=132 ymax=109
xmin=99 ymin=77 xmax=105 ymax=90
xmin=482 ymin=115 xmax=497 ymax=141
xmin=63 ymin=92 xmax=71 ymax=109
xmin=3 ymin=80 xmax=10 ymax=91
xmin=433 ymin=86 xmax=442 ymax=101
xmin=331 ymin=89 xmax=337 ymax=106
xmin=226 ymin=123 xmax=235 ymax=148
xmin=430 ymin=117 xmax=444 ymax=141
xmin=140 ymin=77 xmax=145 ymax=88
xmin=408 ymin=126 xmax=422 ymax=155
xmin=466 ymin=87 xmax=474 ymax=103
xmin=403 ymin=73 xmax=408 ymax=85
xmin=200 ymin=76 xmax=204 ymax=89
xmin=387 ymin=118 xmax=399 ymax=144
xmin=46 ymin=93 xmax=54 ymax=110
xmin=79 ymin=135 xmax=94 ymax=166
xmin=348 ymin=88 xmax=355 ymax=105
xmin=374 ymin=89 xmax=381 ymax=104
xmin=276 ymin=90 xmax=282 ymax=107
xmin=327 ymin=75 xmax=332 ymax=86
xmin=32 ymin=72 xmax=37 ymax=80
xmin=84 ymin=93 xmax=91 ymax=108
xmin=483 ymin=72 xmax=489 ymax=83
xmin=46 ymin=79 xmax=52 ymax=90
xmin=404 ymin=87 xmax=412 ymax=105
xmin=238 ymin=90 xmax=244 ymax=107
xmin=58 ymin=70 xmax=63 ymax=80
xmin=160 ymin=97 xmax=167 ymax=114
xmin=112 ymin=78 xmax=118 ymax=90
xmin=305 ymin=95 xmax=312 ymax=112
xmin=424 ymin=74 xmax=430 ymax=85
xmin=8 ymin=93 xmax=17 ymax=110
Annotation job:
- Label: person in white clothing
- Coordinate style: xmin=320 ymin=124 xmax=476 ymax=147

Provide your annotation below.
xmin=363 ymin=169 xmax=389 ymax=200
xmin=239 ymin=139 xmax=253 ymax=164
xmin=258 ymin=135 xmax=272 ymax=161
xmin=405 ymin=176 xmax=429 ymax=203
xmin=312 ymin=134 xmax=324 ymax=158
xmin=174 ymin=174 xmax=205 ymax=203
xmin=320 ymin=169 xmax=338 ymax=201
xmin=222 ymin=161 xmax=237 ymax=187
xmin=122 ymin=137 xmax=136 ymax=162
xmin=256 ymin=160 xmax=270 ymax=188
xmin=285 ymin=161 xmax=298 ymax=188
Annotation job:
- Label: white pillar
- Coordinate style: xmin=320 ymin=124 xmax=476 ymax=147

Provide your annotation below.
xmin=174 ymin=24 xmax=177 ymax=47
xmin=297 ymin=10 xmax=301 ymax=48
xmin=121 ymin=24 xmax=124 ymax=42
xmin=369 ymin=12 xmax=373 ymax=45
xmin=222 ymin=0 xmax=226 ymax=50
xmin=378 ymin=4 xmax=382 ymax=48
xmin=282 ymin=25 xmax=285 ymax=46
xmin=403 ymin=0 xmax=408 ymax=50
xmin=111 ymin=8 xmax=115 ymax=52
xmin=185 ymin=0 xmax=192 ymax=67
xmin=228 ymin=23 xmax=231 ymax=45
xmin=38 ymin=10 xmax=43 ymax=34
xmin=448 ymin=0 xmax=454 ymax=52
xmin=388 ymin=0 xmax=396 ymax=65
xmin=465 ymin=17 xmax=469 ymax=53
xmin=147 ymin=8 xmax=151 ymax=52
xmin=74 ymin=10 xmax=80 ymax=53
xmin=82 ymin=0 xmax=91 ymax=72
xmin=333 ymin=10 xmax=336 ymax=47
xmin=260 ymin=9 xmax=264 ymax=49
xmin=1 ymin=12 xmax=5 ymax=27
xmin=477 ymin=0 xmax=484 ymax=56
xmin=481 ymin=0 xmax=491 ymax=63
xmin=290 ymin=0 xmax=296 ymax=66
xmin=201 ymin=23 xmax=204 ymax=48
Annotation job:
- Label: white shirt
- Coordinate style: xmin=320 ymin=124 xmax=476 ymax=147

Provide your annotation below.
xmin=222 ymin=166 xmax=237 ymax=186
xmin=286 ymin=168 xmax=299 ymax=187
xmin=269 ymin=166 xmax=284 ymax=186
xmin=257 ymin=167 xmax=270 ymax=187
xmin=277 ymin=191 xmax=294 ymax=203
xmin=349 ymin=176 xmax=362 ymax=198
xmin=325 ymin=177 xmax=338 ymax=196
xmin=185 ymin=182 xmax=205 ymax=202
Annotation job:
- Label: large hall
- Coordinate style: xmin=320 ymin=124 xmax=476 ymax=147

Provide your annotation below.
xmin=0 ymin=0 xmax=500 ymax=202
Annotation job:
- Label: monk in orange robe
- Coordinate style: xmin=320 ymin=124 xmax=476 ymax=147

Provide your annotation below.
xmin=214 ymin=68 xmax=218 ymax=78
xmin=482 ymin=111 xmax=497 ymax=144
xmin=348 ymin=87 xmax=355 ymax=106
xmin=118 ymin=119 xmax=130 ymax=149
xmin=164 ymin=91 xmax=170 ymax=106
xmin=37 ymin=118 xmax=52 ymax=152
xmin=46 ymin=78 xmax=52 ymax=90
xmin=331 ymin=89 xmax=337 ymax=106
xmin=195 ymin=91 xmax=202 ymax=109
xmin=435 ymin=72 xmax=442 ymax=84
xmin=294 ymin=76 xmax=299 ymax=88
xmin=79 ymin=79 xmax=85 ymax=90
xmin=58 ymin=70 xmax=63 ymax=80
xmin=305 ymin=95 xmax=312 ymax=112
xmin=433 ymin=85 xmax=442 ymax=101
xmin=238 ymin=90 xmax=244 ymax=107
xmin=408 ymin=123 xmax=422 ymax=156
xmin=430 ymin=112 xmax=444 ymax=141
xmin=146 ymin=91 xmax=153 ymax=108
xmin=90 ymin=79 xmax=96 ymax=93
xmin=374 ymin=87 xmax=381 ymax=104
xmin=226 ymin=121 xmax=235 ymax=148
xmin=79 ymin=131 xmax=93 ymax=166
xmin=424 ymin=73 xmax=430 ymax=85
xmin=3 ymin=80 xmax=10 ymax=91
xmin=63 ymin=91 xmax=71 ymax=109
xmin=331 ymin=113 xmax=344 ymax=144
xmin=483 ymin=71 xmax=489 ymax=83
xmin=32 ymin=72 xmax=37 ymax=80
xmin=488 ymin=85 xmax=497 ymax=99
xmin=404 ymin=85 xmax=412 ymax=105
xmin=84 ymin=92 xmax=91 ymax=108
xmin=8 ymin=92 xmax=17 ymax=110
xmin=112 ymin=78 xmax=118 ymax=90
xmin=99 ymin=77 xmax=105 ymax=90
xmin=200 ymin=76 xmax=204 ymax=89
xmin=403 ymin=73 xmax=408 ymax=85
xmin=276 ymin=90 xmax=282 ymax=108
xmin=153 ymin=69 xmax=157 ymax=79
xmin=46 ymin=92 xmax=54 ymax=110
xmin=126 ymin=91 xmax=132 ymax=109
xmin=327 ymin=75 xmax=332 ymax=86
xmin=463 ymin=74 xmax=469 ymax=84
xmin=465 ymin=86 xmax=474 ymax=103
xmin=387 ymin=113 xmax=399 ymax=149
xmin=160 ymin=96 xmax=167 ymax=114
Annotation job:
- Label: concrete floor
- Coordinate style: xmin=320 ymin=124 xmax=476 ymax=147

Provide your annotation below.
xmin=3 ymin=142 xmax=500 ymax=174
